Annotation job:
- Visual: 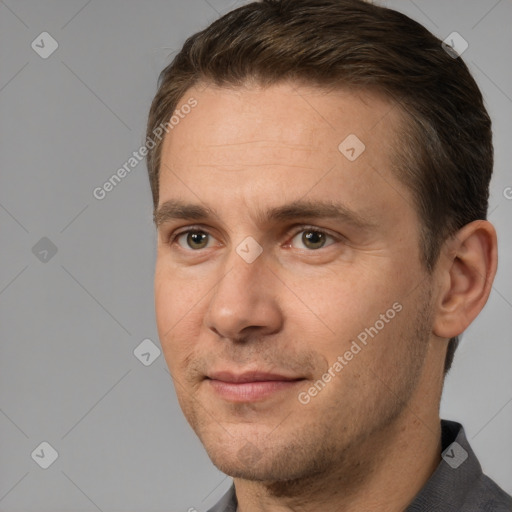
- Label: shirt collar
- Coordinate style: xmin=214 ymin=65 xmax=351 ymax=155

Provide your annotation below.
xmin=405 ymin=419 xmax=482 ymax=511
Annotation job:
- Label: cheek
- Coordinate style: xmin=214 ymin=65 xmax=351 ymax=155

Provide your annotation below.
xmin=289 ymin=265 xmax=400 ymax=341
xmin=154 ymin=261 xmax=198 ymax=329
xmin=154 ymin=269 xmax=174 ymax=339
xmin=154 ymin=266 xmax=199 ymax=371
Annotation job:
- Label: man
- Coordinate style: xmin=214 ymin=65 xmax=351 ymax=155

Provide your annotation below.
xmin=145 ymin=0 xmax=511 ymax=510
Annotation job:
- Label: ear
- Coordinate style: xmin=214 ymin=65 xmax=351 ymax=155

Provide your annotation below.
xmin=433 ymin=220 xmax=498 ymax=338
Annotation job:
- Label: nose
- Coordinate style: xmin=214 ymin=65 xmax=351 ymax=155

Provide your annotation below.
xmin=203 ymin=244 xmax=283 ymax=342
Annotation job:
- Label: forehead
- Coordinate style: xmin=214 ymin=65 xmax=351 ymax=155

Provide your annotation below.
xmin=165 ymin=82 xmax=399 ymax=159
xmin=157 ymin=82 xmax=413 ymax=224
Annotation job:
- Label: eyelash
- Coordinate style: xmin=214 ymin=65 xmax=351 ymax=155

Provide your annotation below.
xmin=167 ymin=225 xmax=341 ymax=252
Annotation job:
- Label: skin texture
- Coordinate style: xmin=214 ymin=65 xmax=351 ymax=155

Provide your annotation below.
xmin=153 ymin=82 xmax=497 ymax=512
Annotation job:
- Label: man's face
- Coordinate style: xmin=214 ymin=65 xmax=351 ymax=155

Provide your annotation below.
xmin=154 ymin=82 xmax=435 ymax=482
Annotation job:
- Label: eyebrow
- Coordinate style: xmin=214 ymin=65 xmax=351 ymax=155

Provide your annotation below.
xmin=154 ymin=198 xmax=377 ymax=231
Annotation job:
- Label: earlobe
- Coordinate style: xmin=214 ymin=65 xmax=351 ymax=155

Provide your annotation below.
xmin=433 ymin=220 xmax=498 ymax=339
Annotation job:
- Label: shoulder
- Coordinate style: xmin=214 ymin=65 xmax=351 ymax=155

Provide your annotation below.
xmin=462 ymin=473 xmax=512 ymax=512
xmin=407 ymin=420 xmax=511 ymax=512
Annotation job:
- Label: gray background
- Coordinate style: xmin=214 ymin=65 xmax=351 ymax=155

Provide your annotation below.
xmin=0 ymin=0 xmax=510 ymax=510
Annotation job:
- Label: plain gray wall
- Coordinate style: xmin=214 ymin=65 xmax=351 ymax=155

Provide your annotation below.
xmin=1 ymin=1 xmax=510 ymax=510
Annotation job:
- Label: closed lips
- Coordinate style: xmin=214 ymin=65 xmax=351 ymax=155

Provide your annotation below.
xmin=206 ymin=371 xmax=305 ymax=383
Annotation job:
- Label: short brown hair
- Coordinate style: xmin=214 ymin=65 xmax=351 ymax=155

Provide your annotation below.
xmin=145 ymin=0 xmax=493 ymax=375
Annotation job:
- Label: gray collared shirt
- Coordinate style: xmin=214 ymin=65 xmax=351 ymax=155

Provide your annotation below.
xmin=206 ymin=419 xmax=512 ymax=512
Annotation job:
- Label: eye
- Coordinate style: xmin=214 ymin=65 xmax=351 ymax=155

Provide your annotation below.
xmin=174 ymin=229 xmax=216 ymax=250
xmin=289 ymin=228 xmax=337 ymax=250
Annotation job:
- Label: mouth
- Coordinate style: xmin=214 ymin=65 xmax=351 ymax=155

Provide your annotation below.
xmin=205 ymin=370 xmax=306 ymax=402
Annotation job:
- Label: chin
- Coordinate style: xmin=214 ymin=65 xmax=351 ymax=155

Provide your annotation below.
xmin=207 ymin=448 xmax=262 ymax=478
xmin=199 ymin=432 xmax=279 ymax=480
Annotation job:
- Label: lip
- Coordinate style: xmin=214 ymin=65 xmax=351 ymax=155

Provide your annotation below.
xmin=205 ymin=371 xmax=305 ymax=402
xmin=207 ymin=370 xmax=302 ymax=383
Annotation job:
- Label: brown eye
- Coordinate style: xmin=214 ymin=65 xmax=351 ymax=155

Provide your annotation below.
xmin=303 ymin=231 xmax=326 ymax=249
xmin=291 ymin=229 xmax=335 ymax=250
xmin=176 ymin=230 xmax=211 ymax=250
